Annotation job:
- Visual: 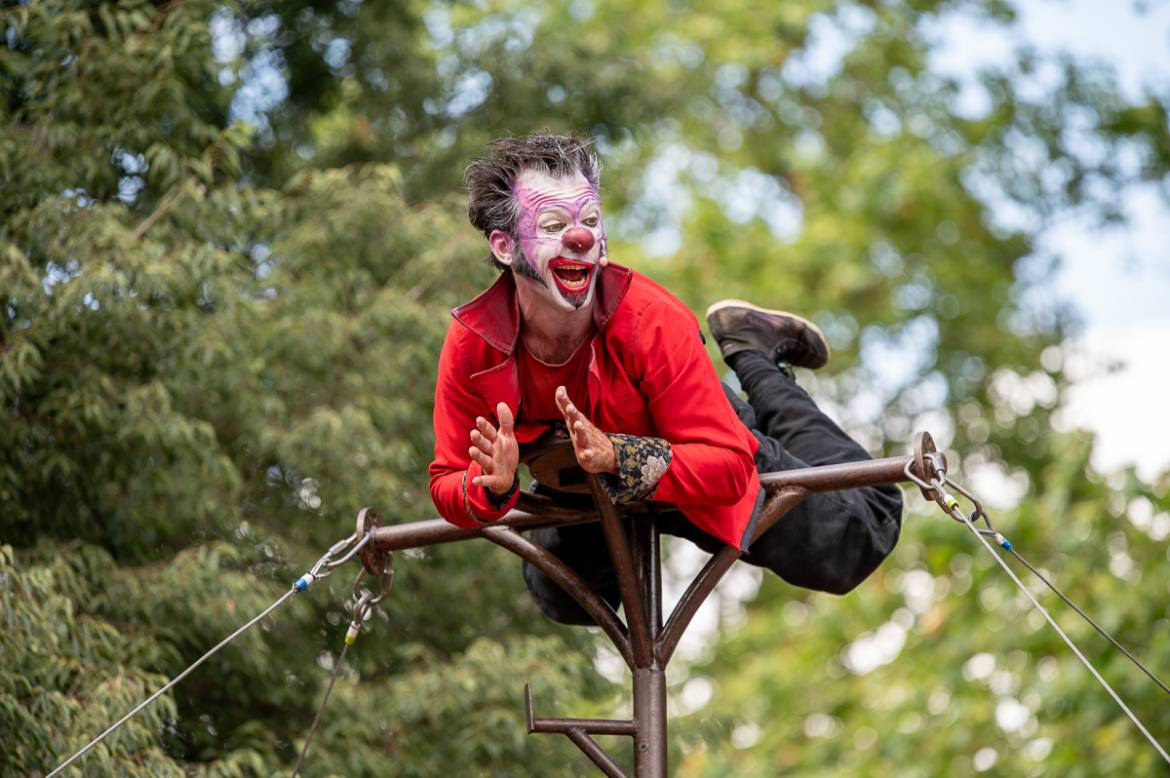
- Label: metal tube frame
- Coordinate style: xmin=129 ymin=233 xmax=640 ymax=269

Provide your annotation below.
xmin=363 ymin=432 xmax=944 ymax=777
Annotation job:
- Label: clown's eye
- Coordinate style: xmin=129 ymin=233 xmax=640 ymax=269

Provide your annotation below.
xmin=542 ymin=222 xmax=565 ymax=233
xmin=583 ymin=216 xmax=600 ymax=227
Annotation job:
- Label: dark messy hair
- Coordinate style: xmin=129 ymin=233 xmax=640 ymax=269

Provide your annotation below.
xmin=465 ymin=131 xmax=601 ymax=272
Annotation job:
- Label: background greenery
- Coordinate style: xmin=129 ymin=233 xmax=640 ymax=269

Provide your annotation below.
xmin=2 ymin=0 xmax=1168 ymax=775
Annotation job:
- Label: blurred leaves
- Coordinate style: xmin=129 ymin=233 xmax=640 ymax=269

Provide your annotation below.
xmin=677 ymin=435 xmax=1170 ymax=777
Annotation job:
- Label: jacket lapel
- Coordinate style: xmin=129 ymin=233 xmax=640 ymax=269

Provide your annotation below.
xmin=452 ymin=272 xmax=519 ymax=355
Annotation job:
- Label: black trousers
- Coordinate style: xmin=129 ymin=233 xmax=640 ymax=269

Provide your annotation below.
xmin=523 ymin=351 xmax=904 ymax=625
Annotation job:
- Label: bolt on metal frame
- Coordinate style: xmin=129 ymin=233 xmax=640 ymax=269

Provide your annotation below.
xmin=358 ymin=432 xmax=945 ymax=778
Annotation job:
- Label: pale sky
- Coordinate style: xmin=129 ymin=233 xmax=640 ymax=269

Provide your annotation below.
xmin=934 ymin=0 xmax=1170 ymax=480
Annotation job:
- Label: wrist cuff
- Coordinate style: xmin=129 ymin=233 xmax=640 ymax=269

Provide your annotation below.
xmin=597 ymin=433 xmax=672 ymax=504
xmin=486 ymin=473 xmax=520 ymax=509
xmin=461 ymin=469 xmax=518 ymax=525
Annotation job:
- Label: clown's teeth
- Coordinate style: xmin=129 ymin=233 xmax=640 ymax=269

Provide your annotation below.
xmin=549 ymin=258 xmax=595 ymax=295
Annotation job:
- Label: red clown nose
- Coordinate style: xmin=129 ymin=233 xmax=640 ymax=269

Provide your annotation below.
xmin=562 ymin=227 xmax=595 ymax=254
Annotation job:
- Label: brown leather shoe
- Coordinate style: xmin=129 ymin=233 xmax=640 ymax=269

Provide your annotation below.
xmin=705 ymin=299 xmax=830 ymax=369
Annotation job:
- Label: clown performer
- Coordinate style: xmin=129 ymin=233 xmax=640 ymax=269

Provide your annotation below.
xmin=429 ymin=132 xmax=903 ymax=624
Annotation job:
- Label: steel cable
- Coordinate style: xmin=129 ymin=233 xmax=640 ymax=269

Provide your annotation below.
xmin=46 ymin=531 xmax=374 ymax=776
xmin=289 ymin=637 xmax=353 ymax=777
xmin=47 ymin=586 xmax=298 ymax=777
xmin=1005 ymin=546 xmax=1170 ymax=698
xmin=959 ymin=515 xmax=1170 ymax=766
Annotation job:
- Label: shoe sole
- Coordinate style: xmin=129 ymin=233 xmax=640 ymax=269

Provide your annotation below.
xmin=704 ymin=298 xmax=831 ymax=367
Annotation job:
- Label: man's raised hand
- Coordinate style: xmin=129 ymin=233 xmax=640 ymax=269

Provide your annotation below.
xmin=555 ymin=386 xmax=616 ymax=474
xmin=469 ymin=402 xmax=519 ymax=495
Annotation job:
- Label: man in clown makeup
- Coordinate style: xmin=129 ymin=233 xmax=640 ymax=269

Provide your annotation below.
xmin=429 ymin=132 xmax=902 ymax=624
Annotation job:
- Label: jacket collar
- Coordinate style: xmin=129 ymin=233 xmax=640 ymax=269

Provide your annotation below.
xmin=452 ymin=263 xmax=633 ymax=355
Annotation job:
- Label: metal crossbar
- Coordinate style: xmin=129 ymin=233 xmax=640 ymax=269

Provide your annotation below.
xmin=359 ymin=435 xmax=939 ymax=777
xmin=50 ymin=428 xmax=1167 ymax=774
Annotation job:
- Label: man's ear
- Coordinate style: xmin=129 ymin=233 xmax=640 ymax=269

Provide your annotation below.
xmin=488 ymin=230 xmax=516 ymax=268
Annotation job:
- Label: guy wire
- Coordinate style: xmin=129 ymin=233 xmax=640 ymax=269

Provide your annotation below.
xmin=1006 ymin=546 xmax=1170 ymax=698
xmin=290 ymin=638 xmax=354 ymax=777
xmin=960 ymin=516 xmax=1170 ymax=766
xmin=47 ymin=587 xmax=299 ymax=777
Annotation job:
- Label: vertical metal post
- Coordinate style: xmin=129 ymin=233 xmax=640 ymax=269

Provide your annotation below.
xmin=633 ymin=512 xmax=662 ymax=638
xmin=587 ymin=475 xmax=654 ymax=668
xmin=632 ymin=511 xmax=667 ymax=778
xmin=633 ymin=667 xmax=667 ymax=777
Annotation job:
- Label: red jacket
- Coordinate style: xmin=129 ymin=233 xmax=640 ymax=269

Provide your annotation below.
xmin=428 ymin=263 xmax=762 ymax=550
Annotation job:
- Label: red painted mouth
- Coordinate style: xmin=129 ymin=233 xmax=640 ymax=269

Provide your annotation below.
xmin=548 ymin=257 xmax=596 ymax=296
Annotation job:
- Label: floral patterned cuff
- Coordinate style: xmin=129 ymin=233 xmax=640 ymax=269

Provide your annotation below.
xmin=598 ymin=434 xmax=672 ymax=504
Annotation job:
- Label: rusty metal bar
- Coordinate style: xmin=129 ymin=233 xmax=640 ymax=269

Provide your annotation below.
xmin=526 ymin=683 xmax=633 ymax=776
xmin=759 ymin=453 xmax=921 ymax=492
xmin=632 ymin=668 xmax=667 ymax=777
xmin=587 ymin=474 xmax=654 ymax=669
xmin=524 ymin=684 xmax=637 ymax=736
xmin=632 ymin=512 xmax=666 ymax=776
xmin=482 ymin=526 xmax=634 ymax=667
xmin=566 ymin=730 xmax=630 ymax=778
xmin=515 ymin=489 xmax=600 ymax=519
xmin=369 ymin=507 xmax=595 ymax=552
xmin=657 ymin=546 xmax=737 ymax=667
xmin=752 ymin=486 xmax=812 ymax=538
xmin=633 ymin=513 xmax=662 ymax=639
xmin=368 ymin=454 xmax=918 ymax=555
xmin=363 ymin=436 xmax=939 ymax=778
xmin=657 ymin=488 xmax=809 ymax=665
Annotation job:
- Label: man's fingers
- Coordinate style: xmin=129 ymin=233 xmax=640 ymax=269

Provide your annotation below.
xmin=470 ymin=430 xmax=493 ymax=454
xmin=496 ymin=402 xmax=514 ymax=434
xmin=468 ymin=445 xmax=490 ymax=470
xmin=556 ymin=387 xmax=602 ymax=462
xmin=557 ymin=387 xmax=584 ymax=424
xmin=555 ymin=386 xmax=572 ymax=414
xmin=475 ymin=416 xmax=498 ymax=442
xmin=468 ymin=446 xmax=494 ymax=473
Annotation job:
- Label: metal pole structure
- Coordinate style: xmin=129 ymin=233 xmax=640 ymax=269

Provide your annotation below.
xmin=360 ymin=432 xmax=945 ymax=777
xmin=630 ymin=504 xmax=667 ymax=777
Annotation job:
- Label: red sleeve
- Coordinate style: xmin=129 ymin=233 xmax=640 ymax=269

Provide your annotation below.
xmin=428 ymin=320 xmax=520 ymax=527
xmin=632 ymin=302 xmax=756 ymax=507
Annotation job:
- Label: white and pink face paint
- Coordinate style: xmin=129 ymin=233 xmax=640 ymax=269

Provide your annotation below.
xmin=489 ymin=169 xmax=607 ymax=312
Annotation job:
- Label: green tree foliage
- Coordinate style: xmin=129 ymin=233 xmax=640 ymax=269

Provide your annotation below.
xmin=3 ymin=0 xmax=1168 ymax=774
xmin=2 ymin=3 xmax=608 ymax=774
xmin=678 ymin=435 xmax=1170 ymax=777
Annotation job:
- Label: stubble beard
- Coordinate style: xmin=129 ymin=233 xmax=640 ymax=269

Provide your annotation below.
xmin=511 ymin=243 xmax=545 ymax=285
xmin=510 ymin=244 xmax=594 ymax=311
xmin=559 ymin=284 xmax=592 ymax=310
